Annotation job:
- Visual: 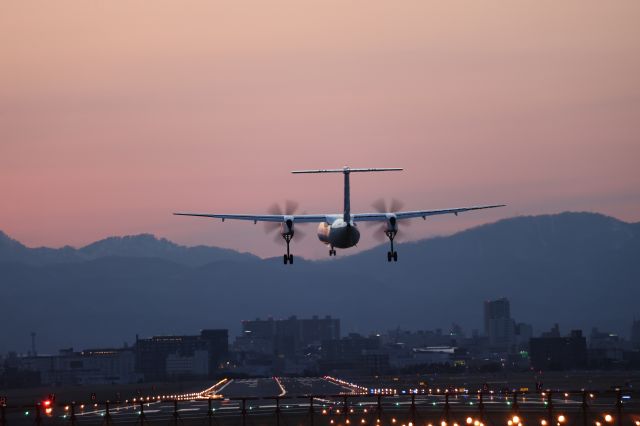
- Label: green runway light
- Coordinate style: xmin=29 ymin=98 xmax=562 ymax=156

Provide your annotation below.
xmin=24 ymin=411 xmax=30 ymax=416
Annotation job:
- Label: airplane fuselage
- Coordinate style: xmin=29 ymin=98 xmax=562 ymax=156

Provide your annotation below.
xmin=317 ymin=218 xmax=361 ymax=249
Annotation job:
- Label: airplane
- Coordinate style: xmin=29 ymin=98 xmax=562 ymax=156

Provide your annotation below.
xmin=174 ymin=167 xmax=505 ymax=264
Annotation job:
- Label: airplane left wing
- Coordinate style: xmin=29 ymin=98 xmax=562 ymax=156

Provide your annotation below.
xmin=173 ymin=213 xmax=329 ymax=224
xmin=352 ymin=204 xmax=506 ymax=222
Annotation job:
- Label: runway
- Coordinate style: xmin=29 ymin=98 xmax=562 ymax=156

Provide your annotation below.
xmin=4 ymin=377 xmax=638 ymax=425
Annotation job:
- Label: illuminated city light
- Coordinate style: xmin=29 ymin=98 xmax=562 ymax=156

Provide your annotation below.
xmin=467 ymin=417 xmax=473 ymax=424
xmin=558 ymin=415 xmax=566 ymax=423
xmin=513 ymin=416 xmax=521 ymax=423
xmin=604 ymin=415 xmax=613 ymax=423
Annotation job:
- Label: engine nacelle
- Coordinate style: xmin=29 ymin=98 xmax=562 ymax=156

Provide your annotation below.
xmin=281 ymin=218 xmax=294 ymax=236
xmin=385 ymin=215 xmax=398 ymax=233
xmin=317 ymin=222 xmax=331 ymax=244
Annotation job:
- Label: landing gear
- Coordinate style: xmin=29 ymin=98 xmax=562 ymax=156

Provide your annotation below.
xmin=283 ymin=234 xmax=294 ymax=265
xmin=385 ymin=230 xmax=398 ymax=262
xmin=329 ymin=247 xmax=336 ymax=256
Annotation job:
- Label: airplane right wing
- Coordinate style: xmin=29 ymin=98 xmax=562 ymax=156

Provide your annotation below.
xmin=352 ymin=204 xmax=505 ymax=222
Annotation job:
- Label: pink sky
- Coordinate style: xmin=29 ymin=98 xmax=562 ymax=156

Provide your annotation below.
xmin=1 ymin=1 xmax=639 ymax=259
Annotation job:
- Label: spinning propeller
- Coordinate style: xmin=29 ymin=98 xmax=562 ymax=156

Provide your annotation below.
xmin=264 ymin=200 xmax=306 ymax=241
xmin=369 ymin=198 xmax=409 ymax=242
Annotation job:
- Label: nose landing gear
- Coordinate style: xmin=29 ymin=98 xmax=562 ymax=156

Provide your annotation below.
xmin=385 ymin=230 xmax=398 ymax=262
xmin=283 ymin=234 xmax=294 ymax=264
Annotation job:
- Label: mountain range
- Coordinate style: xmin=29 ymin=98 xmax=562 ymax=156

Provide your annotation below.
xmin=1 ymin=211 xmax=638 ymax=354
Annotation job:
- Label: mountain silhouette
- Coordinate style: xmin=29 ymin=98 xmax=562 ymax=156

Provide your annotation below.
xmin=1 ymin=212 xmax=638 ymax=353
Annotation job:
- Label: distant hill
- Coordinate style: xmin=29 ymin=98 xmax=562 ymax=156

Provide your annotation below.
xmin=0 ymin=231 xmax=259 ymax=266
xmin=1 ymin=212 xmax=638 ymax=354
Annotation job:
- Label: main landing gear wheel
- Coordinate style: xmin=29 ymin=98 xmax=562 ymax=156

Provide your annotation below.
xmin=385 ymin=230 xmax=399 ymax=262
xmin=282 ymin=234 xmax=294 ymax=265
xmin=329 ymin=248 xmax=336 ymax=256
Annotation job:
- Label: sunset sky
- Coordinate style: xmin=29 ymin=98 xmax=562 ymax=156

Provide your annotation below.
xmin=1 ymin=1 xmax=639 ymax=259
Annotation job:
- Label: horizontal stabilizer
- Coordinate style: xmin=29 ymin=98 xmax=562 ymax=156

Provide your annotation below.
xmin=291 ymin=167 xmax=402 ymax=174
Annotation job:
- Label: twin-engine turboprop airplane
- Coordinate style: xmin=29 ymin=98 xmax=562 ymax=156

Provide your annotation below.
xmin=174 ymin=167 xmax=505 ymax=264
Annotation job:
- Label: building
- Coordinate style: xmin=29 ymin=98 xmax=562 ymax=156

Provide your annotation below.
xmin=200 ymin=329 xmax=229 ymax=372
xmin=19 ymin=348 xmax=139 ymax=385
xmin=484 ymin=298 xmax=515 ymax=351
xmin=515 ymin=323 xmax=534 ymax=349
xmin=589 ymin=328 xmax=625 ymax=367
xmin=320 ymin=333 xmax=387 ymax=374
xmin=631 ymin=319 xmax=640 ymax=350
xmin=238 ymin=316 xmax=340 ymax=356
xmin=166 ymin=350 xmax=209 ymax=377
xmin=135 ymin=329 xmax=228 ymax=381
xmin=529 ymin=329 xmax=587 ymax=370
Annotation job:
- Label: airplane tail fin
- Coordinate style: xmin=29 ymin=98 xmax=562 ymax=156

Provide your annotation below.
xmin=291 ymin=166 xmax=403 ymax=223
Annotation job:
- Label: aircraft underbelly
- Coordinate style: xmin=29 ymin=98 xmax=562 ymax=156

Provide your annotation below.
xmin=329 ymin=224 xmax=360 ymax=249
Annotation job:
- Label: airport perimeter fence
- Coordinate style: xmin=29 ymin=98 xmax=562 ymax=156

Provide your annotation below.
xmin=1 ymin=390 xmax=639 ymax=426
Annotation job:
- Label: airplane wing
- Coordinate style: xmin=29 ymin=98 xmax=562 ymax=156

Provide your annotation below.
xmin=352 ymin=204 xmax=506 ymax=222
xmin=173 ymin=212 xmax=330 ymax=224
